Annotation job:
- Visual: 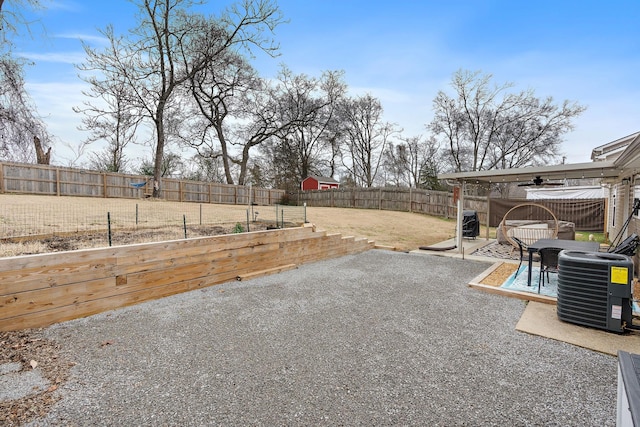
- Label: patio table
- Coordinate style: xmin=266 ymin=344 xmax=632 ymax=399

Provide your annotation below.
xmin=526 ymin=239 xmax=601 ymax=287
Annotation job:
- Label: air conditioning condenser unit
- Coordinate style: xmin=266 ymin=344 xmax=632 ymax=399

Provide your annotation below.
xmin=557 ymin=251 xmax=633 ymax=333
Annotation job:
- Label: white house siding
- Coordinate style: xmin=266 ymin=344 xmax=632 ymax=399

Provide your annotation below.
xmin=607 ymin=183 xmax=628 ymax=242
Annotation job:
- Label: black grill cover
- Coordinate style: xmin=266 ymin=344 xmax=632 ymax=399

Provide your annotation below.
xmin=463 ymin=210 xmax=480 ymax=238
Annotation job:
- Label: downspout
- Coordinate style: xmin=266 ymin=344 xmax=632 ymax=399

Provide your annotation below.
xmin=623 ymin=177 xmax=631 ymax=241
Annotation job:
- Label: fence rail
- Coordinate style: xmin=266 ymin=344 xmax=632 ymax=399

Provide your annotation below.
xmin=0 ymin=161 xmax=284 ymax=205
xmin=296 ymin=188 xmax=488 ymax=224
xmin=296 ymin=188 xmax=605 ymax=232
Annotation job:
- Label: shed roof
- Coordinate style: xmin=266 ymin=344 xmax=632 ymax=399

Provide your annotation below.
xmin=305 ymin=175 xmax=339 ymax=184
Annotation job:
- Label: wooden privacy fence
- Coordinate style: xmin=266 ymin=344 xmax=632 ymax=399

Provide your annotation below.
xmin=296 ymin=188 xmax=488 ymax=224
xmin=0 ymin=161 xmax=284 ymax=205
xmin=0 ymin=225 xmax=374 ymax=331
xmin=296 ymin=188 xmax=605 ymax=232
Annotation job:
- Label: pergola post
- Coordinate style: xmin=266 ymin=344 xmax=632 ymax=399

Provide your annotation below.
xmin=455 ymin=181 xmax=465 ymax=253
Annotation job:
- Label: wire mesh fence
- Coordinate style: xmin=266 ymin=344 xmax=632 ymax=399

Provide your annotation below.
xmin=0 ymin=197 xmax=242 ymax=237
xmin=273 ymin=204 xmax=308 ymax=227
xmin=0 ymin=195 xmax=307 ymax=256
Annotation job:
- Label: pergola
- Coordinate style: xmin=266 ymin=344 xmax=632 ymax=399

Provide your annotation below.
xmin=438 ymin=135 xmax=640 ymax=252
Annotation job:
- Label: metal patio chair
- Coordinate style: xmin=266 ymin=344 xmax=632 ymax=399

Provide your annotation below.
xmin=538 ymin=247 xmax=562 ymax=293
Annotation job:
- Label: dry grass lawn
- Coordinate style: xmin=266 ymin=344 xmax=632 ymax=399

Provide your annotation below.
xmin=306 ymin=206 xmax=457 ymax=251
xmin=0 ymin=195 xmax=459 ymax=255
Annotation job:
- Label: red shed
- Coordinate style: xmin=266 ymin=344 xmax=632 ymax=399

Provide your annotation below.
xmin=301 ymin=176 xmax=340 ymax=190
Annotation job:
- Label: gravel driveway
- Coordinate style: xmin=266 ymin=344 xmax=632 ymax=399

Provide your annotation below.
xmin=31 ymin=250 xmax=617 ymax=426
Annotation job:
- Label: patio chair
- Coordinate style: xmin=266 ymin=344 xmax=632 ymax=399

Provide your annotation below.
xmin=511 ymin=237 xmax=527 ymax=279
xmin=538 ymin=247 xmax=562 ymax=293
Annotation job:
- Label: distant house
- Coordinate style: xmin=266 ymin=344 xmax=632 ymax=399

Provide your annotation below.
xmin=301 ymin=176 xmax=340 ymax=191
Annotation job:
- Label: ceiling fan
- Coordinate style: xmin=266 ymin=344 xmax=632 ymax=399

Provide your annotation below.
xmin=517 ymin=176 xmax=565 ymax=187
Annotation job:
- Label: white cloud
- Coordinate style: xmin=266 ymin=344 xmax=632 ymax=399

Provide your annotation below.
xmin=44 ymin=0 xmax=82 ymax=12
xmin=20 ymin=50 xmax=86 ymax=64
xmin=26 ymin=81 xmax=88 ymax=160
xmin=27 ymin=80 xmax=154 ymax=167
xmin=562 ymin=99 xmax=640 ymax=164
xmin=55 ymin=32 xmax=109 ymax=46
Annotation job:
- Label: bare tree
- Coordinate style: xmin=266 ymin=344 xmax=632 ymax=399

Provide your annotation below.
xmin=58 ymin=141 xmax=88 ymax=168
xmin=403 ymin=135 xmax=443 ymax=189
xmin=277 ymin=68 xmax=345 ymax=182
xmin=0 ymin=0 xmax=52 ymax=163
xmin=80 ymin=0 xmax=283 ymax=197
xmin=189 ymin=64 xmax=341 ymax=187
xmin=257 ymin=136 xmax=299 ymax=190
xmin=339 ymin=94 xmax=398 ymax=187
xmin=181 ymin=151 xmax=228 ymax=182
xmin=381 ymin=135 xmax=444 ymax=189
xmin=232 ymin=77 xmax=301 ymax=186
xmin=74 ymin=73 xmax=141 ymax=172
xmin=430 ymin=69 xmax=586 ymax=173
xmin=137 ymin=150 xmax=184 ymax=178
xmin=0 ymin=58 xmax=50 ymax=162
xmin=0 ymin=0 xmax=43 ymax=39
xmin=382 ymin=142 xmax=410 ymax=187
xmin=186 ymin=50 xmax=257 ymax=184
xmin=413 ymin=136 xmax=447 ymax=190
xmin=254 ymin=67 xmax=345 ymax=190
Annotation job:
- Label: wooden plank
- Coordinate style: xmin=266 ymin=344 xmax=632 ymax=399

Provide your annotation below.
xmin=128 ymin=231 xmax=321 ymax=287
xmin=0 ymin=276 xmax=116 ymax=319
xmin=374 ymin=244 xmax=396 ymax=251
xmin=0 ymin=257 xmax=118 ymax=295
xmin=0 ymin=274 xmax=221 ymax=331
xmin=110 ymin=230 xmax=314 ymax=269
xmin=279 ymin=239 xmax=362 ymax=265
xmin=0 ymin=226 xmax=314 ymax=273
xmin=120 ymin=258 xmax=219 ymax=289
xmin=236 ymin=264 xmax=297 ymax=281
xmin=118 ymin=239 xmax=290 ymax=286
xmin=0 ymin=245 xmax=121 ymax=272
xmin=110 ymin=226 xmax=315 ymax=260
xmin=303 ymin=238 xmax=372 ymax=262
xmin=467 ymin=282 xmax=556 ymax=305
xmin=115 ymin=242 xmax=283 ymax=275
xmin=55 ymin=168 xmax=60 ymax=196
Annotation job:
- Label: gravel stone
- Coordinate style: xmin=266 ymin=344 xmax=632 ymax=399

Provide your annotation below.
xmin=0 ymin=362 xmax=22 ymax=376
xmin=0 ymin=367 xmax=49 ymax=402
xmin=29 ymin=250 xmax=617 ymax=426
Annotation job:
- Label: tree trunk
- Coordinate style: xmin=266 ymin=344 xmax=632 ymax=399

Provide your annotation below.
xmin=153 ymin=113 xmax=165 ymax=198
xmin=33 ymin=136 xmax=51 ymax=165
xmin=213 ymin=123 xmax=234 ymax=184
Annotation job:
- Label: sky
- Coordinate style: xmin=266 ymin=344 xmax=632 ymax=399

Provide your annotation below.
xmin=14 ymin=0 xmax=640 ymax=167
